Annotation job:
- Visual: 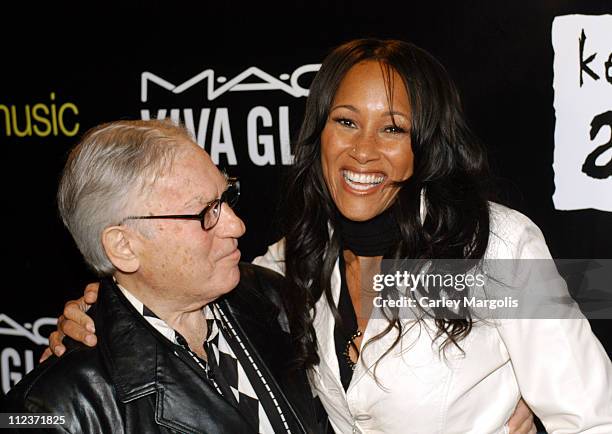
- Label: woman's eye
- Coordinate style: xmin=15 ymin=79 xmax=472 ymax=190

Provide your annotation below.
xmin=334 ymin=117 xmax=356 ymax=128
xmin=384 ymin=125 xmax=407 ymax=134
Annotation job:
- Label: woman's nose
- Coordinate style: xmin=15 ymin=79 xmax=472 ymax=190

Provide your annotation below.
xmin=350 ymin=129 xmax=380 ymax=163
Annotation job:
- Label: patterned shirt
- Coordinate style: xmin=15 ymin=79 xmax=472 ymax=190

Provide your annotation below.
xmin=117 ymin=285 xmax=292 ymax=434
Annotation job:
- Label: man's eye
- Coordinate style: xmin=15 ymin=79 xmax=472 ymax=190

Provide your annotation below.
xmin=334 ymin=117 xmax=356 ymax=128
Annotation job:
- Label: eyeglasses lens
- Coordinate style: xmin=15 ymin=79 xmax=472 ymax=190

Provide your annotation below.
xmin=202 ymin=181 xmax=240 ymax=230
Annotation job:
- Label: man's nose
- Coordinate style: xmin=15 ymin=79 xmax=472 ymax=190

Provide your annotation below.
xmin=216 ymin=203 xmax=246 ymax=238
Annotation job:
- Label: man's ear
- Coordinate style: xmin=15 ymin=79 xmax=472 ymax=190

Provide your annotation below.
xmin=102 ymin=226 xmax=140 ymax=273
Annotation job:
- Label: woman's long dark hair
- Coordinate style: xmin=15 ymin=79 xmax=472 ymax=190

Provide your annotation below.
xmin=281 ymin=39 xmax=491 ymax=371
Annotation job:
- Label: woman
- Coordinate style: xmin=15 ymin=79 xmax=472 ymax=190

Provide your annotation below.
xmin=48 ymin=39 xmax=611 ymax=433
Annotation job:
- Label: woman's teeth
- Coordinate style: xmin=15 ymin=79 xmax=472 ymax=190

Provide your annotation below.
xmin=342 ymin=170 xmax=385 ymax=191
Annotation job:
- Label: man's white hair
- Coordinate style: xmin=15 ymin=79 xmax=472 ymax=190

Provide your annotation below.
xmin=57 ymin=118 xmax=194 ymax=275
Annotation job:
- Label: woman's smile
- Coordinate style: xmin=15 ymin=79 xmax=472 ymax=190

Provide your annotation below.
xmin=340 ymin=169 xmax=386 ymax=193
xmin=321 ymin=60 xmax=414 ymax=221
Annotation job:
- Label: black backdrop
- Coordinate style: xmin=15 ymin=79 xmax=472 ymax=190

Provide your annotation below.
xmin=1 ymin=0 xmax=610 ymax=404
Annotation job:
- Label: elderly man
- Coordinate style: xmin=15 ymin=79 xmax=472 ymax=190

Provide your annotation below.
xmin=2 ymin=119 xmax=318 ymax=433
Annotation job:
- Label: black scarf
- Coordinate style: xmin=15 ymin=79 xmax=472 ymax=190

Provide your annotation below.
xmin=338 ymin=207 xmax=401 ymax=256
xmin=334 ymin=208 xmax=401 ymax=390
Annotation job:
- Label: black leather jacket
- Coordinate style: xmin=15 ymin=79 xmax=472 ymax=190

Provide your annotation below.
xmin=2 ymin=263 xmax=324 ymax=433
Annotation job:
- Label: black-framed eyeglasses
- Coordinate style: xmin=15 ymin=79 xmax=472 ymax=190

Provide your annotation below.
xmin=121 ymin=177 xmax=240 ymax=231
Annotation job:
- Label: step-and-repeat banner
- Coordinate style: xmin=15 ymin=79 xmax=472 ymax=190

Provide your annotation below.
xmin=1 ymin=3 xmax=610 ymax=397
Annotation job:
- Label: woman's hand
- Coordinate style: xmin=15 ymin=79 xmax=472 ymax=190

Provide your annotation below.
xmin=508 ymin=398 xmax=536 ymax=434
xmin=39 ymin=282 xmax=100 ymax=362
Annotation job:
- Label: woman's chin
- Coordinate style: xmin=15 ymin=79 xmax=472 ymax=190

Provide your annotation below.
xmin=337 ymin=204 xmax=385 ymax=222
xmin=333 ymin=189 xmax=396 ymax=222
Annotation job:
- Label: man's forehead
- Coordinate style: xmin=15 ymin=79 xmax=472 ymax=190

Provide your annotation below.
xmin=176 ymin=145 xmax=220 ymax=179
xmin=148 ymin=147 xmax=225 ymax=207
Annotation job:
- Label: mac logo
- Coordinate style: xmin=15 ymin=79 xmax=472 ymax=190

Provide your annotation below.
xmin=141 ymin=64 xmax=321 ymax=102
xmin=0 ymin=314 xmax=56 ymax=346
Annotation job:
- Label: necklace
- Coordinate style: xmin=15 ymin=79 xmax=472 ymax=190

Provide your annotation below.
xmin=343 ymin=329 xmax=362 ymax=370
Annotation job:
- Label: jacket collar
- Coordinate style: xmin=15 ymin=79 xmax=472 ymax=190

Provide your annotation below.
xmin=92 ymin=277 xmax=252 ymax=434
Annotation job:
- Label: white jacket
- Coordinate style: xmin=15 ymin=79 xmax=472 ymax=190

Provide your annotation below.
xmin=253 ymin=202 xmax=612 ymax=433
